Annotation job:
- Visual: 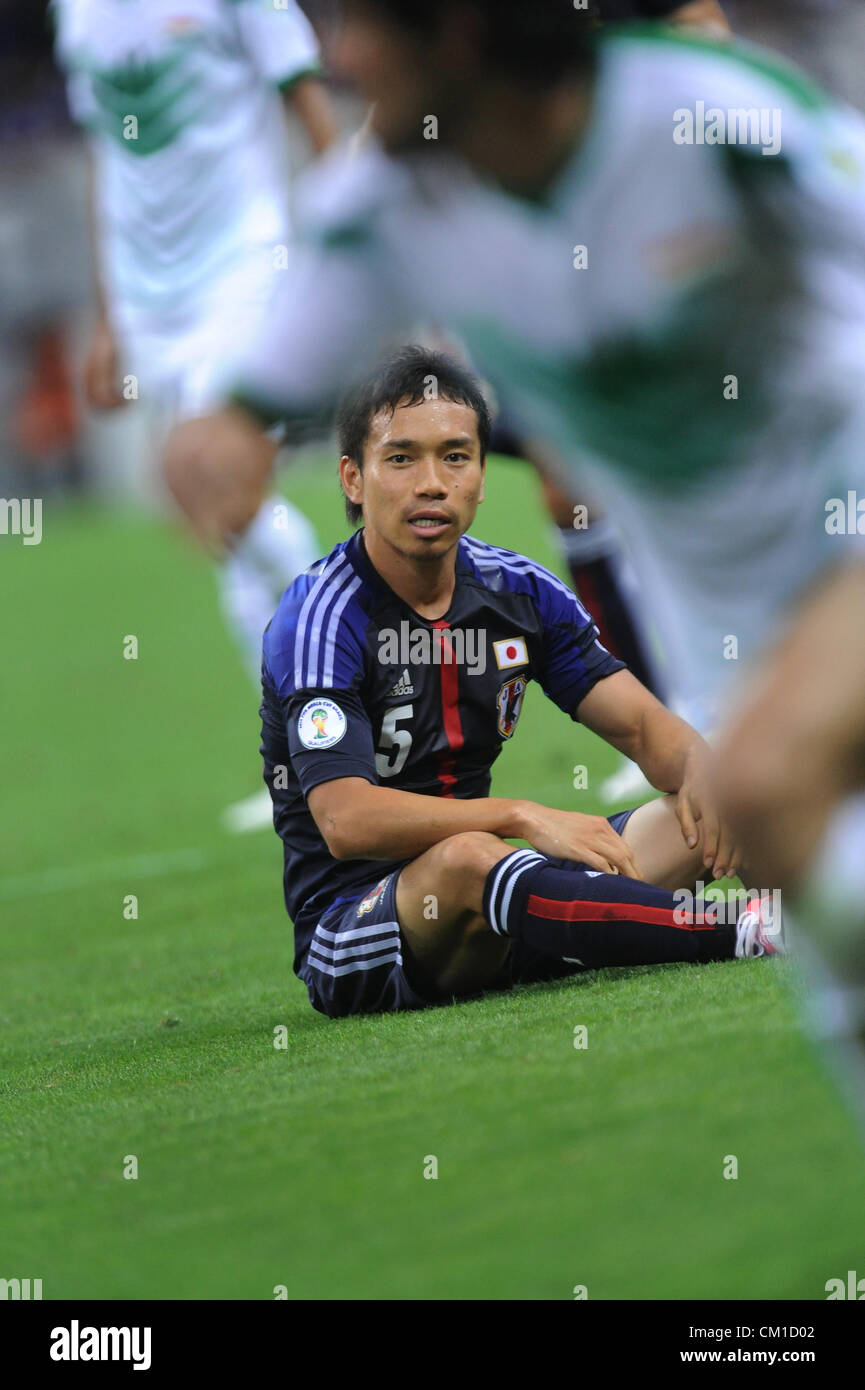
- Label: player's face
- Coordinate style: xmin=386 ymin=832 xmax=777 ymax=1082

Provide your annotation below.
xmin=334 ymin=4 xmax=475 ymax=152
xmin=343 ymin=397 xmax=485 ymax=561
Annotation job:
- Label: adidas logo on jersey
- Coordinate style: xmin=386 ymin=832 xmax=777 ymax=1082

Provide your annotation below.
xmin=389 ymin=669 xmax=415 ymax=697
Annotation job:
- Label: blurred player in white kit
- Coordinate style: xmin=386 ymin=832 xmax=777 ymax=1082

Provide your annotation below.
xmin=157 ymin=1 xmax=865 ymax=1105
xmin=52 ymin=0 xmax=340 ymax=826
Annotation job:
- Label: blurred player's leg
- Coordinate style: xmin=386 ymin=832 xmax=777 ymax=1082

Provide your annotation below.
xmin=797 ymin=794 xmax=865 ymax=1123
xmin=717 ymin=560 xmax=865 ymax=1125
xmin=219 ymin=493 xmax=320 ymax=682
xmin=169 ymin=299 xmax=323 ymax=831
xmin=141 ymin=343 xmax=322 ymax=691
xmin=218 ymin=485 xmax=321 ymax=829
xmin=538 ymin=476 xmax=666 ymax=700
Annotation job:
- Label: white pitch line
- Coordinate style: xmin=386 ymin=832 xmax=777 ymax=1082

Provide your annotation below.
xmin=0 ymin=847 xmax=209 ymax=902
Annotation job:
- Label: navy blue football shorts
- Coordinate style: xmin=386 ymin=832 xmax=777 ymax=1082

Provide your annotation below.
xmin=298 ymin=809 xmax=638 ymax=1019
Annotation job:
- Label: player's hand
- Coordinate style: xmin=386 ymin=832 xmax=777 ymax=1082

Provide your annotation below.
xmin=84 ymin=316 xmax=126 ymax=410
xmin=676 ymin=745 xmax=742 ymax=881
xmin=520 ymin=804 xmax=641 ymax=878
xmin=671 ymin=2 xmax=732 ymax=40
xmin=162 ymin=407 xmax=278 ymax=557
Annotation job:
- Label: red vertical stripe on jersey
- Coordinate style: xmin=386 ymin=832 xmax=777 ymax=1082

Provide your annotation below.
xmin=432 ymin=621 xmax=464 ymax=796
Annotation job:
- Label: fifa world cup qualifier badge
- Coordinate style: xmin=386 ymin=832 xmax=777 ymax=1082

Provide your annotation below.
xmin=298 ymin=698 xmax=347 ymax=750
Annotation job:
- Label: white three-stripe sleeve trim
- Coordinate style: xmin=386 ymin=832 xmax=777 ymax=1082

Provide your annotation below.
xmin=293 ymin=551 xmax=349 ymax=690
xmin=303 ymin=558 xmax=353 ymax=688
xmin=463 ymin=537 xmax=578 ymax=607
xmin=321 ymin=575 xmax=363 ymax=688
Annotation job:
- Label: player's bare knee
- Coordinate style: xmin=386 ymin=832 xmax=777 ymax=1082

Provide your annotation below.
xmin=433 ymin=831 xmax=513 ymax=885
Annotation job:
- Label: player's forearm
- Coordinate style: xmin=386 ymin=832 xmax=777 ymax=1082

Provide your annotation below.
xmin=285 ymin=77 xmax=339 ymax=156
xmin=319 ymin=784 xmax=532 ymax=861
xmin=85 ymin=147 xmax=111 ymax=322
xmin=630 ymin=704 xmax=708 ymax=795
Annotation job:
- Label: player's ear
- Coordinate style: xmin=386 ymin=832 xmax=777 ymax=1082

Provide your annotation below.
xmin=339 ymin=454 xmax=363 ymax=507
xmin=478 ymin=454 xmax=486 ymax=504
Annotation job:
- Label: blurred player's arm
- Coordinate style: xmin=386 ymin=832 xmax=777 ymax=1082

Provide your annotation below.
xmin=666 ymin=1 xmax=729 ymax=36
xmin=236 ymin=0 xmax=338 ymax=154
xmin=54 ymin=32 xmax=126 ymax=410
xmin=82 ymin=149 xmax=126 ymax=411
xmin=716 ymin=561 xmax=865 ymax=892
xmin=283 ymin=75 xmax=339 ymax=156
xmin=577 ymin=669 xmax=740 ymax=879
xmin=630 ymin=1 xmax=728 ymax=35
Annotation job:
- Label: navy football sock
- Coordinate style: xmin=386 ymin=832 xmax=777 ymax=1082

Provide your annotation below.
xmin=482 ymin=850 xmax=736 ymax=967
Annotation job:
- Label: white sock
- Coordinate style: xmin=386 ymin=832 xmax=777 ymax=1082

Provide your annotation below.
xmin=219 ymin=494 xmax=319 ymax=682
xmin=798 ymin=793 xmax=865 ymax=985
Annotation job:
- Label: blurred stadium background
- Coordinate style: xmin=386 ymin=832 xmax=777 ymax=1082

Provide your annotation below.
xmin=2 ymin=0 xmax=865 ymax=1301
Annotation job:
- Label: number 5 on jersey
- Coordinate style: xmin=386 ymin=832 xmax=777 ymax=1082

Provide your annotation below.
xmin=375 ymin=704 xmax=413 ymax=778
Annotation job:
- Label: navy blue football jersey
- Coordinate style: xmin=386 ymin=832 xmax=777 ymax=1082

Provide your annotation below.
xmin=260 ymin=529 xmax=625 ymax=968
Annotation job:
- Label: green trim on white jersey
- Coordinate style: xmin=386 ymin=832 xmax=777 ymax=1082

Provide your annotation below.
xmin=277 ymin=64 xmax=325 ymax=94
xmin=85 ymin=46 xmax=207 ymax=156
xmin=607 ymin=22 xmax=830 ymax=112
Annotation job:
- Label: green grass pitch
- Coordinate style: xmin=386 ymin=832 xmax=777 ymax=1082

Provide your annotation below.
xmin=2 ymin=453 xmax=863 ymax=1300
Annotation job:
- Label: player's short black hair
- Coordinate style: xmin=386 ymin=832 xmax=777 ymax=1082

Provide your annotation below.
xmin=345 ymin=0 xmax=598 ymax=88
xmin=337 ymin=344 xmax=492 ymax=527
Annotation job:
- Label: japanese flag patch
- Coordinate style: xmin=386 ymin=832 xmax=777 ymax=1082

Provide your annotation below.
xmin=493 ymin=636 xmax=528 ymax=670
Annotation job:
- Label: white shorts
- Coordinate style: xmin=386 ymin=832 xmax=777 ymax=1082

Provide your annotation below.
xmin=116 ymin=248 xmax=281 ymax=422
xmin=574 ymin=418 xmax=865 ymax=733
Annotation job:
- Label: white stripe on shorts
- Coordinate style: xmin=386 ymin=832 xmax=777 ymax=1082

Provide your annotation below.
xmin=306 ymin=949 xmax=403 ymax=979
xmin=309 ymin=933 xmax=402 ymax=963
xmin=313 ymin=919 xmax=400 ymax=946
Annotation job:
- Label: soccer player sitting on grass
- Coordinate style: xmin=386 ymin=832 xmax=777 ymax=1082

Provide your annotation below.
xmin=260 ymin=348 xmax=779 ymax=1018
